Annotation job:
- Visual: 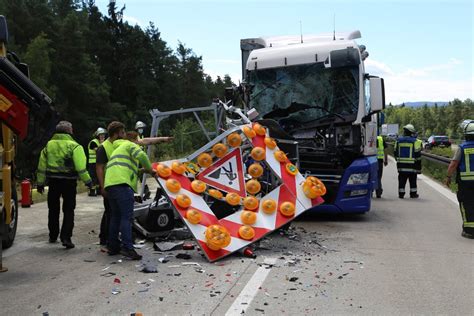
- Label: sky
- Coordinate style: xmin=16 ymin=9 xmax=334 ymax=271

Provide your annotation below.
xmin=95 ymin=0 xmax=473 ymax=104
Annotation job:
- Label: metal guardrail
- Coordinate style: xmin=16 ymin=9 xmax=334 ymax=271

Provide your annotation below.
xmin=421 ymin=151 xmax=450 ymax=165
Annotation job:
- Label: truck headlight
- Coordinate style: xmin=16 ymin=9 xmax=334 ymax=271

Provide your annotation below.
xmin=347 ymin=173 xmax=369 ymax=185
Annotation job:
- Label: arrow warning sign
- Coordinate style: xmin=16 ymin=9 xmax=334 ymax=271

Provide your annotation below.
xmin=197 ymin=148 xmax=246 ymax=197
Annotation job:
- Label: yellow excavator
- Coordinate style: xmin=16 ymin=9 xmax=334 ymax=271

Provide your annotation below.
xmin=0 ymin=16 xmax=58 ymax=272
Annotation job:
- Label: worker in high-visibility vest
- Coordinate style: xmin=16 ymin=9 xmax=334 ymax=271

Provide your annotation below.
xmin=104 ymin=138 xmax=154 ymax=260
xmin=375 ymin=135 xmax=388 ymax=198
xmin=95 ymin=121 xmax=126 ymax=246
xmin=87 ymin=127 xmax=107 ymax=196
xmin=36 ymin=121 xmax=92 ymax=249
xmin=446 ymin=120 xmax=474 ymax=239
xmin=135 ymin=121 xmax=147 ymax=149
xmin=394 ymin=124 xmax=422 ymax=198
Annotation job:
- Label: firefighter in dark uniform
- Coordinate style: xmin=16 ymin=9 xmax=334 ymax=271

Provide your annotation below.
xmin=446 ymin=120 xmax=474 ymax=239
xmin=394 ymin=124 xmax=422 ymax=198
xmin=36 ymin=121 xmax=92 ymax=248
xmin=376 ymin=135 xmax=388 ymax=198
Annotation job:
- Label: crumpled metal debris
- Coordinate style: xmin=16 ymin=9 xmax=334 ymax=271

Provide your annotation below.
xmin=153 ymin=241 xmax=184 ymax=251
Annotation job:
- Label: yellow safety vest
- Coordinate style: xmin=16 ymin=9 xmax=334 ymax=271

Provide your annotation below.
xmin=377 ymin=136 xmax=384 ymax=160
xmin=37 ymin=133 xmax=91 ymax=185
xmin=88 ymin=138 xmax=99 ymax=164
xmin=104 ymin=139 xmax=152 ymax=192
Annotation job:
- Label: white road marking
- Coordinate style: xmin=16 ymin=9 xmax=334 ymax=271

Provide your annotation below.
xmin=225 ymin=257 xmax=277 ymax=316
xmin=418 ymin=174 xmax=458 ymax=205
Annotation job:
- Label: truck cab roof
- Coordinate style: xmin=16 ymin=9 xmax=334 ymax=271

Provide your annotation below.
xmin=242 ymin=30 xmax=362 ymax=71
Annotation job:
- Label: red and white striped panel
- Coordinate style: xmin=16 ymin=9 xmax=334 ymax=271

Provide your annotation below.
xmin=155 ymin=123 xmax=324 ymax=262
xmin=246 ymin=123 xmax=324 ymax=210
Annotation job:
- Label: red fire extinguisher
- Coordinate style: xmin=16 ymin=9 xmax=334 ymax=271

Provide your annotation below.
xmin=21 ymin=179 xmax=33 ymax=208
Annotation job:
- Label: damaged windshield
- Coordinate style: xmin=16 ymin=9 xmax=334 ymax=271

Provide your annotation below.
xmin=248 ymin=64 xmax=359 ymax=123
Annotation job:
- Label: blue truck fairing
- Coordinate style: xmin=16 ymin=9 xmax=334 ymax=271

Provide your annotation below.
xmin=309 ymin=155 xmax=378 ymax=214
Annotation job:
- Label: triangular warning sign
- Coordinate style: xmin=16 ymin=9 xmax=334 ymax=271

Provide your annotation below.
xmin=197 ymin=148 xmax=246 ymax=197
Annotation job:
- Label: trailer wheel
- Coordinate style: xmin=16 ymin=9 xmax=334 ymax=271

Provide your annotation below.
xmin=2 ymin=190 xmax=18 ymax=249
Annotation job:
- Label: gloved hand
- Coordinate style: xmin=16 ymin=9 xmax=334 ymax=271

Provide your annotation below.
xmin=37 ymin=185 xmax=44 ymax=194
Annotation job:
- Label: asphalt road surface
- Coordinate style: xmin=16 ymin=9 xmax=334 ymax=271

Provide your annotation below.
xmin=1 ymin=159 xmax=473 ymax=315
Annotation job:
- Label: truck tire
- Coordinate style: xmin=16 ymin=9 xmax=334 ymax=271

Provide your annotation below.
xmin=2 ymin=189 xmax=18 ymax=249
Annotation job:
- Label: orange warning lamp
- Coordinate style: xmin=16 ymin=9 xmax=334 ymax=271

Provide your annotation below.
xmin=176 ymin=194 xmax=192 ymax=208
xmin=243 ymin=196 xmax=259 ymax=211
xmin=250 ymin=147 xmax=266 ymax=161
xmin=197 ymin=153 xmax=213 ymax=168
xmin=186 ymin=209 xmax=202 ymax=225
xmin=191 ymin=180 xmax=207 ymax=194
xmin=205 ymin=225 xmax=231 ymax=251
xmin=264 ymin=137 xmax=277 ymax=150
xmin=208 ymin=189 xmax=223 ymax=199
xmin=171 ymin=161 xmax=186 ymax=175
xmin=261 ymin=199 xmax=277 ymax=214
xmin=241 ymin=210 xmax=257 ymax=225
xmin=225 ymin=192 xmax=241 ymax=206
xmin=156 ymin=164 xmax=172 ymax=178
xmin=303 ymin=176 xmax=326 ymax=198
xmin=246 ymin=179 xmax=261 ymax=195
xmin=238 ymin=225 xmax=255 ymax=240
xmin=252 ymin=123 xmax=266 ymax=136
xmin=227 ymin=133 xmax=242 ymax=147
xmin=274 ymin=150 xmax=287 ymax=163
xmin=243 ymin=126 xmax=256 ymax=138
xmin=212 ymin=143 xmax=228 ymax=158
xmin=248 ymin=163 xmax=264 ymax=178
xmin=279 ymin=201 xmax=295 ymax=217
xmin=165 ymin=178 xmax=181 ymax=193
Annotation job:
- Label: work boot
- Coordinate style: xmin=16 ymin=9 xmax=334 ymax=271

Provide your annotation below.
xmin=398 ymin=194 xmax=404 ymax=199
xmin=410 ymin=193 xmax=419 ymax=198
xmin=120 ymin=248 xmax=142 ymax=260
xmin=61 ymin=238 xmax=75 ymax=249
xmin=461 ymin=231 xmax=474 ymax=239
xmin=88 ymin=188 xmax=97 ymax=197
xmin=107 ymin=247 xmax=120 ymax=256
xmin=49 ymin=237 xmax=57 ymax=243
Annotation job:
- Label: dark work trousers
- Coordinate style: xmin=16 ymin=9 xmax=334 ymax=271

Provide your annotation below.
xmin=47 ymin=178 xmax=77 ymax=240
xmin=457 ymin=182 xmax=474 ymax=235
xmin=398 ymin=172 xmax=417 ymax=197
xmin=99 ymin=197 xmax=111 ymax=245
xmin=376 ymin=159 xmax=384 ymax=197
xmin=88 ymin=163 xmax=98 ymax=188
xmin=107 ymin=184 xmax=135 ymax=251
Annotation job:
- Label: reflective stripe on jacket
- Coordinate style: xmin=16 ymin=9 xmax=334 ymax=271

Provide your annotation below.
xmin=395 ymin=136 xmax=421 ymax=173
xmin=458 ymin=141 xmax=474 ymax=182
xmin=104 ymin=139 xmax=152 ymax=192
xmin=88 ymin=138 xmax=99 ymax=164
xmin=37 ymin=133 xmax=91 ymax=185
xmin=377 ymin=136 xmax=384 ymax=160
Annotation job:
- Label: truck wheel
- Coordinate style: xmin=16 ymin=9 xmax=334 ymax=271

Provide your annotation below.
xmin=2 ymin=190 xmax=18 ymax=249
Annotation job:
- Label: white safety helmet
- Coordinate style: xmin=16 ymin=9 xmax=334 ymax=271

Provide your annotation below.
xmin=135 ymin=121 xmax=146 ymax=130
xmin=95 ymin=127 xmax=107 ymax=136
xmin=460 ymin=119 xmax=474 ymax=135
xmin=403 ymin=124 xmax=416 ymax=133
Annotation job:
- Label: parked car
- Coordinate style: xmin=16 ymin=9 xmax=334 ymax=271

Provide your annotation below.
xmin=425 ymin=135 xmax=451 ymax=149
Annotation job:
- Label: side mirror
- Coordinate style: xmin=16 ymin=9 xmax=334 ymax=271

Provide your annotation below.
xmin=369 ymin=77 xmax=385 ymax=112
